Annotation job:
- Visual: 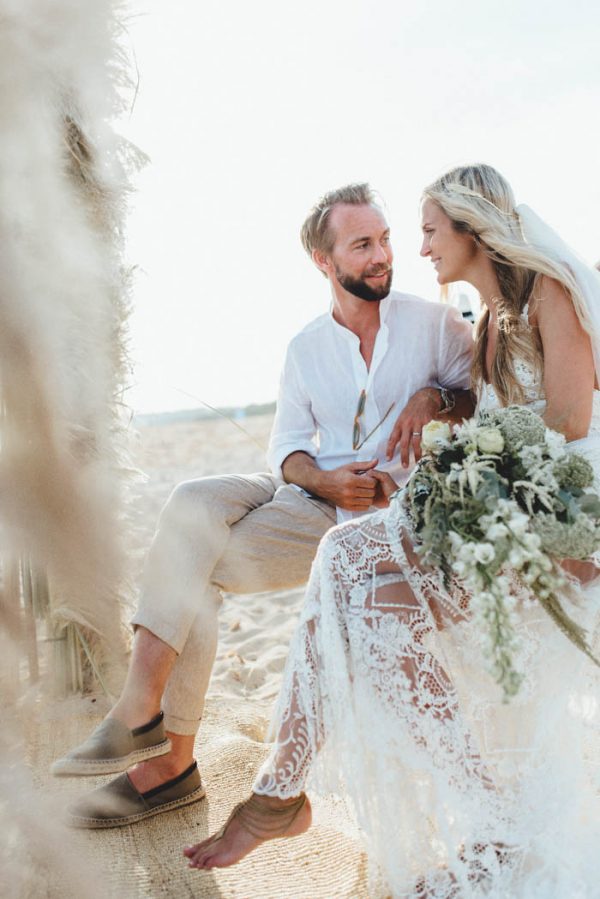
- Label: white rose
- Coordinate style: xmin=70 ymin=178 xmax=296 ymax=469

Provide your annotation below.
xmin=421 ymin=420 xmax=452 ymax=453
xmin=473 ymin=542 xmax=496 ymax=564
xmin=476 ymin=427 xmax=504 ymax=455
xmin=509 ymin=547 xmax=525 ymax=568
xmin=448 ymin=531 xmax=464 ymax=551
xmin=523 ymin=533 xmax=541 ymax=551
xmin=508 ymin=512 xmax=529 ymax=536
xmin=458 ymin=542 xmax=476 ymax=562
xmin=486 ymin=523 xmax=509 ymax=541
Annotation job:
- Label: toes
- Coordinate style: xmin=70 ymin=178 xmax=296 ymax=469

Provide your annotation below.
xmin=187 ymin=849 xmax=205 ymax=869
xmin=189 ymin=850 xmax=216 ymax=870
xmin=193 ymin=848 xmax=224 ymax=870
xmin=183 ymin=837 xmax=214 ymax=860
xmin=186 ymin=839 xmax=221 ymax=870
xmin=187 ymin=839 xmax=235 ymax=870
xmin=188 ymin=848 xmax=209 ymax=868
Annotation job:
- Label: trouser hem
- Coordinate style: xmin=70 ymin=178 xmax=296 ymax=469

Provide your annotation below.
xmin=163 ymin=712 xmax=202 ymax=737
xmin=131 ymin=610 xmax=187 ymax=655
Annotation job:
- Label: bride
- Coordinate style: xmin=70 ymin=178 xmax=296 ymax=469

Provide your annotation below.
xmin=185 ymin=165 xmax=600 ymax=897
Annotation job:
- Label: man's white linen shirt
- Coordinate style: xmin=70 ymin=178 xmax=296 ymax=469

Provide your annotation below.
xmin=267 ymin=291 xmax=473 ymax=522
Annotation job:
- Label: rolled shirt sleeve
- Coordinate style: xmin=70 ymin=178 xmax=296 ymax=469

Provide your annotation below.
xmin=267 ymin=342 xmax=318 ymax=479
xmin=437 ymin=304 xmax=474 ymax=389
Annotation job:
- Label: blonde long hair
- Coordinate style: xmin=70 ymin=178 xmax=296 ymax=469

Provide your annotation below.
xmin=423 ymin=164 xmax=591 ymax=405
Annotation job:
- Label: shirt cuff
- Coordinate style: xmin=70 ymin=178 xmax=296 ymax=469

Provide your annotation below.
xmin=267 ymin=441 xmax=318 ymax=479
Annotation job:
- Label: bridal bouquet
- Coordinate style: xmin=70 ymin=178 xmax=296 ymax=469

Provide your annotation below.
xmin=405 ymin=405 xmax=600 ymax=699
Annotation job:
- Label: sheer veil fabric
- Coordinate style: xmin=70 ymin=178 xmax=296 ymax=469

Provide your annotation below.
xmin=253 ymin=210 xmax=600 ymax=898
xmin=517 ymin=203 xmax=600 ymax=373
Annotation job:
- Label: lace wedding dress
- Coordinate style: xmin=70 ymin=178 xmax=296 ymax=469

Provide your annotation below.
xmin=254 ymin=361 xmax=600 ymax=898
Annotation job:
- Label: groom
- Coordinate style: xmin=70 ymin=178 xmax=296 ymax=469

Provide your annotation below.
xmin=55 ymin=182 xmax=474 ymax=828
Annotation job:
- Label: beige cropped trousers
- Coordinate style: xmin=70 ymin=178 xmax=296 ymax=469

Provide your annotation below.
xmin=132 ymin=473 xmax=336 ymax=735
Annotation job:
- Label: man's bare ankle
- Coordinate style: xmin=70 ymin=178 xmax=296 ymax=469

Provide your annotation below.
xmin=107 ymin=705 xmax=161 ymax=730
xmin=137 ymin=753 xmax=195 ymax=778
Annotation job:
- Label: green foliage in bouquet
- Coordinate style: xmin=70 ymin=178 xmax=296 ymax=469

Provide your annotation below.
xmin=405 ymin=406 xmax=600 ymax=699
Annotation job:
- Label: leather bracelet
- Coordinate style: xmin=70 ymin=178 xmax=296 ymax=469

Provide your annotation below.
xmin=439 ymin=387 xmax=456 ymax=414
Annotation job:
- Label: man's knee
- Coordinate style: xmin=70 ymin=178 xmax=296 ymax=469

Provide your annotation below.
xmin=214 ymin=556 xmax=310 ymax=595
xmin=214 ymin=527 xmax=318 ymax=594
xmin=159 ymin=477 xmax=227 ymax=536
xmin=159 ymin=473 xmax=278 ymax=536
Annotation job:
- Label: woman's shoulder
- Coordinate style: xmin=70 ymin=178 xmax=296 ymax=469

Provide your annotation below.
xmin=527 ymin=274 xmax=572 ymax=325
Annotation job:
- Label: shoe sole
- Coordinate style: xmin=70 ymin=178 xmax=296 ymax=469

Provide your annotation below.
xmin=68 ymin=785 xmax=206 ymax=829
xmin=51 ymin=739 xmax=172 ymax=777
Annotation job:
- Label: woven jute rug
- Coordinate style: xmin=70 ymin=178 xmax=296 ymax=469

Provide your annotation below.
xmin=24 ymin=693 xmax=372 ymax=899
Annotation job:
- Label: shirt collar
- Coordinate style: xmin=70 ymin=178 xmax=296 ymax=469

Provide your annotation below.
xmin=379 ymin=291 xmax=392 ymax=322
xmin=328 ymin=291 xmax=393 ymax=340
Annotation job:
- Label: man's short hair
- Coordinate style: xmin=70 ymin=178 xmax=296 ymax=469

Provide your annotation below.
xmin=300 ymin=183 xmax=378 ymax=257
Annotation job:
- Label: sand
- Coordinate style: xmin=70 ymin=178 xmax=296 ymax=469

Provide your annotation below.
xmin=22 ymin=412 xmax=373 ymax=899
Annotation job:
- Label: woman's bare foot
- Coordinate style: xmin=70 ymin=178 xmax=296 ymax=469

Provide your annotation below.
xmin=183 ymin=792 xmax=312 ymax=869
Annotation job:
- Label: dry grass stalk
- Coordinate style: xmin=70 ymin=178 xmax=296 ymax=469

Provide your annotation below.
xmin=0 ymin=0 xmax=147 ymax=700
xmin=0 ymin=1 xmax=145 ymax=893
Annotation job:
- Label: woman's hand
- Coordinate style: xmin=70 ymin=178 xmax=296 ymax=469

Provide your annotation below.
xmin=370 ymin=470 xmax=399 ymax=508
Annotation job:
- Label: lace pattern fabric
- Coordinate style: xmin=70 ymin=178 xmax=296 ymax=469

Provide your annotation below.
xmin=254 ymin=361 xmax=600 ymax=898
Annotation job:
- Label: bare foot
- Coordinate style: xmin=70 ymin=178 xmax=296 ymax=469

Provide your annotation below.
xmin=184 ymin=793 xmax=312 ymax=869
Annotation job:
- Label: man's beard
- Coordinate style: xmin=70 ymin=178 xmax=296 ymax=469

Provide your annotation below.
xmin=335 ymin=265 xmax=393 ymax=302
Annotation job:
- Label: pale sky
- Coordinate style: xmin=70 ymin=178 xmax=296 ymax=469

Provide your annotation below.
xmin=119 ymin=0 xmax=600 ymax=414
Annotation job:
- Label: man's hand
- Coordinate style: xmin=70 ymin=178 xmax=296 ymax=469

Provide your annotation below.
xmin=386 ymin=387 xmax=441 ymax=467
xmin=281 ymin=452 xmax=399 ymax=512
xmin=315 ymin=459 xmax=380 ymax=511
xmin=386 ymin=387 xmax=475 ymax=467
xmin=282 ymin=451 xmax=381 ymax=510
